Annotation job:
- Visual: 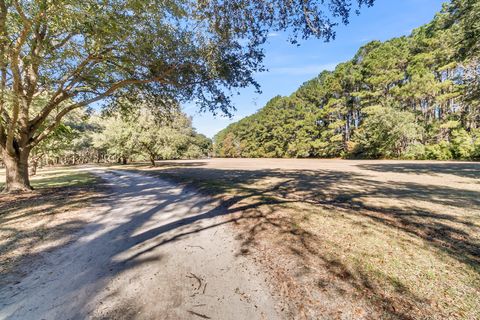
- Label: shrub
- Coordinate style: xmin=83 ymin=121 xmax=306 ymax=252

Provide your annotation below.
xmin=451 ymin=128 xmax=475 ymax=159
xmin=351 ymin=105 xmax=423 ymax=158
xmin=425 ymin=141 xmax=453 ymax=160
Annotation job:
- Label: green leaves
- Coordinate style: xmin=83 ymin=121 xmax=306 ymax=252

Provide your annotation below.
xmin=213 ymin=3 xmax=480 ymax=160
xmin=352 ymin=105 xmax=422 ymax=158
xmin=445 ymin=0 xmax=480 ymax=60
xmin=94 ymin=106 xmax=210 ymax=162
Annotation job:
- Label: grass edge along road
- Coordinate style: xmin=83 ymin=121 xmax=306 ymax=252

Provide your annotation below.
xmin=116 ymin=159 xmax=480 ymax=319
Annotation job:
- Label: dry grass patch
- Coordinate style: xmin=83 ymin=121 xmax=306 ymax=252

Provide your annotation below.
xmin=121 ymin=159 xmax=480 ymax=319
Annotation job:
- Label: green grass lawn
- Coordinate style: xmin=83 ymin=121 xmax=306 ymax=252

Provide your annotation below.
xmin=0 ymin=167 xmax=97 ymax=190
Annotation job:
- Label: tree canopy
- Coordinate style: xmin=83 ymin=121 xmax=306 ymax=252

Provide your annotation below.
xmin=214 ymin=3 xmax=480 ymax=160
xmin=93 ymin=107 xmax=211 ymax=165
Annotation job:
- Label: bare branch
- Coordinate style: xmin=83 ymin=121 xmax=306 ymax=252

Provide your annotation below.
xmin=50 ymin=32 xmax=75 ymax=50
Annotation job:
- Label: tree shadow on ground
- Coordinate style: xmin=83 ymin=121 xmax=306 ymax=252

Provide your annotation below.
xmin=231 ymin=204 xmax=431 ymax=319
xmin=0 ymin=185 xmax=113 ymax=314
xmin=110 ymin=161 xmax=207 ymax=169
xmin=138 ymin=164 xmax=480 ymax=318
xmin=152 ymin=166 xmax=480 ymax=262
xmin=357 ymin=162 xmax=480 ymax=180
xmin=153 ymin=161 xmax=207 ymax=168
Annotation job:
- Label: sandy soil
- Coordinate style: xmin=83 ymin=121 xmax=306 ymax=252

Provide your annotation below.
xmin=0 ymin=169 xmax=279 ymax=320
xmin=0 ymin=170 xmax=104 ymax=281
xmin=144 ymin=158 xmax=480 ymax=218
xmin=128 ymin=158 xmax=480 ymax=319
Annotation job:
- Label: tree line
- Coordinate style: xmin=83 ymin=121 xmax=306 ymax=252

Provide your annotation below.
xmin=214 ymin=2 xmax=480 ymax=160
xmin=21 ymin=106 xmax=212 ymax=175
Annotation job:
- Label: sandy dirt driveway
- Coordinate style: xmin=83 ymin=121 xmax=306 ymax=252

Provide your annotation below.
xmin=0 ymin=169 xmax=279 ymax=320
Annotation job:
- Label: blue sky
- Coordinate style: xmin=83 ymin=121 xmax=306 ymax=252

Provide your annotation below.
xmin=184 ymin=0 xmax=447 ymax=138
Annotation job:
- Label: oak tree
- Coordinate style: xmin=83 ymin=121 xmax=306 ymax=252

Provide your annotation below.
xmin=0 ymin=0 xmax=373 ymax=192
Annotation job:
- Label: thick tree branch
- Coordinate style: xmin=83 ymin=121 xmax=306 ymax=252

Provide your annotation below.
xmin=0 ymin=0 xmax=8 ymax=146
xmin=29 ymin=50 xmax=113 ymax=131
xmin=29 ymin=77 xmax=163 ymax=146
xmin=5 ymin=3 xmax=34 ymax=154
xmin=13 ymin=0 xmax=31 ymax=27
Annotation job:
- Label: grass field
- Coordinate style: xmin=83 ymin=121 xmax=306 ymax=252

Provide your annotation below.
xmin=0 ymin=166 xmax=105 ymax=283
xmin=0 ymin=166 xmax=97 ymax=190
xmin=121 ymin=158 xmax=480 ymax=319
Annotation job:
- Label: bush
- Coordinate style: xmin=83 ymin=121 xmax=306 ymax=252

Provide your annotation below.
xmin=183 ymin=145 xmax=204 ymax=159
xmin=451 ymin=128 xmax=475 ymax=159
xmin=404 ymin=144 xmax=427 ymax=160
xmin=425 ymin=141 xmax=453 ymax=160
xmin=351 ymin=105 xmax=423 ymax=159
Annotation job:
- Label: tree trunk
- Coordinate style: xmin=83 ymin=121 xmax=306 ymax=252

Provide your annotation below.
xmin=2 ymin=147 xmax=32 ymax=193
xmin=31 ymin=159 xmax=38 ymax=176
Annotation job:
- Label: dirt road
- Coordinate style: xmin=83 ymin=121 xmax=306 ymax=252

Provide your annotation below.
xmin=0 ymin=169 xmax=279 ymax=320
